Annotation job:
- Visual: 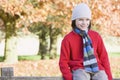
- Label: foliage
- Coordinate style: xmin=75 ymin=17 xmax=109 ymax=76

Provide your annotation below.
xmin=0 ymin=0 xmax=120 ymax=36
xmin=90 ymin=0 xmax=120 ymax=36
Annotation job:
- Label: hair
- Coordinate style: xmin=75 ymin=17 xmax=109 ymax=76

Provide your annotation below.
xmin=71 ymin=20 xmax=91 ymax=30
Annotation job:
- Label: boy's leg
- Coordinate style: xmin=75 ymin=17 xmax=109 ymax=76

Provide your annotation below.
xmin=72 ymin=69 xmax=90 ymax=80
xmin=92 ymin=70 xmax=108 ymax=80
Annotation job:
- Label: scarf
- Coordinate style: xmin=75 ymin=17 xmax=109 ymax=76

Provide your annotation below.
xmin=74 ymin=27 xmax=99 ymax=73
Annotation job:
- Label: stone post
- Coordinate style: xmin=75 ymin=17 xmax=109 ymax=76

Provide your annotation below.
xmin=1 ymin=67 xmax=13 ymax=77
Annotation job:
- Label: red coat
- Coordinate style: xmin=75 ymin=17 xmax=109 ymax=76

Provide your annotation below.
xmin=59 ymin=30 xmax=113 ymax=80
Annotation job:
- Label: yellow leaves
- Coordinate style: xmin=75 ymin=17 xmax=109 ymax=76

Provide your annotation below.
xmin=0 ymin=0 xmax=25 ymax=15
xmin=0 ymin=0 xmax=120 ymax=36
xmin=90 ymin=0 xmax=120 ymax=36
xmin=57 ymin=2 xmax=64 ymax=10
xmin=31 ymin=9 xmax=47 ymax=22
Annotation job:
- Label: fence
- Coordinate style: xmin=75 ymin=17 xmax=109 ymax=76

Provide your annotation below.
xmin=0 ymin=67 xmax=119 ymax=80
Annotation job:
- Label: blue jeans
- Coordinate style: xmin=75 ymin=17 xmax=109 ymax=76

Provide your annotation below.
xmin=72 ymin=69 xmax=108 ymax=80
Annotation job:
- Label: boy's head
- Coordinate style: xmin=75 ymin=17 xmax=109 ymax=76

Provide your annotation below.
xmin=71 ymin=3 xmax=91 ymax=30
xmin=71 ymin=3 xmax=91 ymax=20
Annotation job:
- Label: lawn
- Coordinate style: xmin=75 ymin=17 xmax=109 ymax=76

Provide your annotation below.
xmin=109 ymin=52 xmax=120 ymax=57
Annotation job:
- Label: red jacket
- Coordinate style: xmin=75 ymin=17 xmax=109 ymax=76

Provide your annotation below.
xmin=59 ymin=30 xmax=113 ymax=80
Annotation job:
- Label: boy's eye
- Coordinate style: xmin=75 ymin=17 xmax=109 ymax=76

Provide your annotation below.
xmin=78 ymin=19 xmax=83 ymax=21
xmin=86 ymin=19 xmax=90 ymax=21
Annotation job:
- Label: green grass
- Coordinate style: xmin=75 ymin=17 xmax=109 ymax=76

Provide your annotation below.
xmin=0 ymin=57 xmax=4 ymax=62
xmin=109 ymin=52 xmax=120 ymax=57
xmin=0 ymin=52 xmax=119 ymax=62
xmin=0 ymin=55 xmax=41 ymax=62
xmin=18 ymin=55 xmax=41 ymax=61
xmin=0 ymin=54 xmax=59 ymax=62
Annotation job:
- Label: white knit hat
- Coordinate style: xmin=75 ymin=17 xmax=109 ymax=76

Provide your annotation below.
xmin=71 ymin=3 xmax=91 ymax=20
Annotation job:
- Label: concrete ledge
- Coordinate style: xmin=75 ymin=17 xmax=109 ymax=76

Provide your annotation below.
xmin=0 ymin=77 xmax=120 ymax=80
xmin=0 ymin=67 xmax=120 ymax=80
xmin=0 ymin=77 xmax=63 ymax=80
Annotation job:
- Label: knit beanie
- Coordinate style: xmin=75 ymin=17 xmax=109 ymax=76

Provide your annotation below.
xmin=71 ymin=3 xmax=91 ymax=20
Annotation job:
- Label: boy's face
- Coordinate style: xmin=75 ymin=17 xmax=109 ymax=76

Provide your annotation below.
xmin=75 ymin=18 xmax=90 ymax=31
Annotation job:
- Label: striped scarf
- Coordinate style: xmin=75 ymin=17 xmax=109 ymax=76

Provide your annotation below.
xmin=74 ymin=27 xmax=99 ymax=73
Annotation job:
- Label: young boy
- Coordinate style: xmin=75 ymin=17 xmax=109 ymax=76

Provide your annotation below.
xmin=59 ymin=3 xmax=112 ymax=80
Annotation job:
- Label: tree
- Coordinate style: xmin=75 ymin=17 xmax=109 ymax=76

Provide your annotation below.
xmin=0 ymin=9 xmax=19 ymax=63
xmin=29 ymin=22 xmax=50 ymax=59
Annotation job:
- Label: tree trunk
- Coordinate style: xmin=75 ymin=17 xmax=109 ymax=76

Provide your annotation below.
xmin=39 ymin=35 xmax=48 ymax=60
xmin=49 ymin=26 xmax=57 ymax=59
xmin=4 ymin=19 xmax=18 ymax=63
xmin=4 ymin=36 xmax=18 ymax=63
